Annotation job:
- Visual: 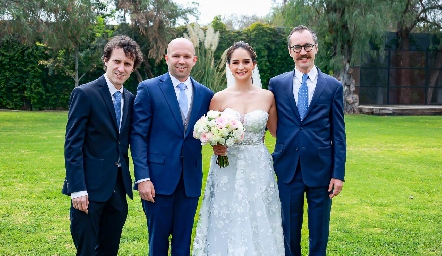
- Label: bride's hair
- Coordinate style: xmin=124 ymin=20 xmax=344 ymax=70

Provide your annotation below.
xmin=226 ymin=41 xmax=257 ymax=64
xmin=225 ymin=41 xmax=262 ymax=88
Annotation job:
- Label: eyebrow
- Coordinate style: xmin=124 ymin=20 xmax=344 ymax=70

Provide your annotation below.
xmin=231 ymin=58 xmax=252 ymax=61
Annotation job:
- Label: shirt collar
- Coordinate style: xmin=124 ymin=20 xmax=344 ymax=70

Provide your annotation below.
xmin=169 ymin=73 xmax=191 ymax=88
xmin=295 ymin=66 xmax=318 ymax=82
xmin=104 ymin=74 xmax=124 ymax=95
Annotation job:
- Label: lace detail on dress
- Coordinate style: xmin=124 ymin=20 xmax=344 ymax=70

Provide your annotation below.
xmin=192 ymin=108 xmax=285 ymax=256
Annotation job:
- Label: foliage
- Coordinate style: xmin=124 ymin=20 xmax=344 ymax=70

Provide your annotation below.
xmin=0 ymin=40 xmax=71 ymax=110
xmin=117 ymin=0 xmax=198 ymax=64
xmin=244 ymin=22 xmax=294 ymax=89
xmin=222 ymin=14 xmax=269 ymax=31
xmin=39 ymin=14 xmax=113 ymax=87
xmin=271 ymin=0 xmax=389 ymax=74
xmin=183 ymin=23 xmax=226 ymax=92
xmin=0 ymin=0 xmax=110 ymax=88
xmin=0 ymin=21 xmax=305 ymax=110
xmin=0 ymin=112 xmax=441 ymax=254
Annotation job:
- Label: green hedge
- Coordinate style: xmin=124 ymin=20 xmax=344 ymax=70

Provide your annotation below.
xmin=0 ymin=23 xmax=296 ymax=110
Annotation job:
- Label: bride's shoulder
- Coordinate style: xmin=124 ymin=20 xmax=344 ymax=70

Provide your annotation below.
xmin=210 ymin=90 xmax=229 ymax=106
xmin=258 ymin=88 xmax=275 ymax=98
xmin=213 ymin=87 xmax=235 ymax=98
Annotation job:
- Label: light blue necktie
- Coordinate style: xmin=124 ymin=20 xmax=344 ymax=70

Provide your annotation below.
xmin=113 ymin=91 xmax=122 ymax=130
xmin=177 ymin=83 xmax=188 ymax=117
xmin=298 ymin=74 xmax=309 ymax=120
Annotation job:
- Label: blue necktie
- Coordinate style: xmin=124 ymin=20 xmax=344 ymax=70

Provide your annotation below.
xmin=113 ymin=91 xmax=122 ymax=130
xmin=177 ymin=83 xmax=188 ymax=117
xmin=298 ymin=74 xmax=309 ymax=120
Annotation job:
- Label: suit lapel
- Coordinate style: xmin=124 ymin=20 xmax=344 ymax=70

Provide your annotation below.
xmin=120 ymin=88 xmax=131 ymax=134
xmin=185 ymin=78 xmax=203 ymax=137
xmin=158 ymin=74 xmax=185 ymax=132
xmin=305 ymin=68 xmax=327 ymax=118
xmin=284 ymin=71 xmax=301 ymax=120
xmin=98 ymin=76 xmax=119 ymax=131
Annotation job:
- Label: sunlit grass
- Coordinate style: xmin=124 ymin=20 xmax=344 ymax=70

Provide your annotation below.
xmin=0 ymin=111 xmax=441 ymax=255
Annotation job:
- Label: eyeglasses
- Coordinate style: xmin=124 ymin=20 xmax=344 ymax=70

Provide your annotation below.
xmin=289 ymin=44 xmax=316 ymax=53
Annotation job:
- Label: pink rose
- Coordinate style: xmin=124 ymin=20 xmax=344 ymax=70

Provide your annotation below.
xmin=215 ymin=117 xmax=228 ymax=129
xmin=200 ymin=132 xmax=213 ymax=144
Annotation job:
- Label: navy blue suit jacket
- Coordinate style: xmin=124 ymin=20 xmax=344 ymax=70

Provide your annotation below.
xmin=130 ymin=73 xmax=213 ymax=197
xmin=63 ymin=75 xmax=134 ymax=202
xmin=269 ymin=68 xmax=346 ymax=187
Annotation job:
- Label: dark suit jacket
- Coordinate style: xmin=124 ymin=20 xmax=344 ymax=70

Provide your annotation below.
xmin=269 ymin=68 xmax=346 ymax=187
xmin=130 ymin=73 xmax=213 ymax=197
xmin=63 ymin=75 xmax=134 ymax=202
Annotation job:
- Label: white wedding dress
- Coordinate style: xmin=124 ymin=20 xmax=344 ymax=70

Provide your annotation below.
xmin=192 ymin=108 xmax=285 ymax=256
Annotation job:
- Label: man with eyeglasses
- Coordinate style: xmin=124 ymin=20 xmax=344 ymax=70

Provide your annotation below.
xmin=269 ymin=25 xmax=346 ymax=256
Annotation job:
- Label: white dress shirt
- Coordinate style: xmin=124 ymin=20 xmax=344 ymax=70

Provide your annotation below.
xmin=292 ymin=66 xmax=318 ymax=106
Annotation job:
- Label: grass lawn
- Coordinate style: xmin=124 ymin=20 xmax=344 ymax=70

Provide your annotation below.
xmin=0 ymin=111 xmax=441 ymax=255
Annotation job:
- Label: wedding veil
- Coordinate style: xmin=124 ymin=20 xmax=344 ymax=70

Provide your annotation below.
xmin=226 ymin=63 xmax=262 ymax=88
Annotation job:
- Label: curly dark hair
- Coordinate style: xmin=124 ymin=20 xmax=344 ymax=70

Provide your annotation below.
xmin=226 ymin=41 xmax=258 ymax=64
xmin=102 ymin=35 xmax=144 ymax=70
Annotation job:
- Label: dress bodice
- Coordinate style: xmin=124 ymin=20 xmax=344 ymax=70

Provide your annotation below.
xmin=224 ymin=108 xmax=269 ymax=145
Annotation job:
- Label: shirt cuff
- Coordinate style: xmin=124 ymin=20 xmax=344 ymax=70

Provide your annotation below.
xmin=136 ymin=178 xmax=151 ymax=184
xmin=71 ymin=191 xmax=88 ymax=199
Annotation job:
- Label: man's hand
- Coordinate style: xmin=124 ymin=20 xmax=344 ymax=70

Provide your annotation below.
xmin=138 ymin=180 xmax=155 ymax=203
xmin=72 ymin=195 xmax=89 ymax=214
xmin=328 ymin=178 xmax=343 ymax=199
xmin=212 ymin=144 xmax=227 ymax=156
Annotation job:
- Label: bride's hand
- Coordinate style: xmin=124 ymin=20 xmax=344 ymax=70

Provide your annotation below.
xmin=212 ymin=144 xmax=227 ymax=156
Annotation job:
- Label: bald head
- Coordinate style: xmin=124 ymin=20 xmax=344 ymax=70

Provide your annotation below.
xmin=167 ymin=38 xmax=196 ymax=55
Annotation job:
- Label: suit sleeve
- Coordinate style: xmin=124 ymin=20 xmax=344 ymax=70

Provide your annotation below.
xmin=130 ymin=82 xmax=152 ymax=182
xmin=64 ymin=88 xmax=90 ymax=194
xmin=330 ymin=80 xmax=346 ymax=181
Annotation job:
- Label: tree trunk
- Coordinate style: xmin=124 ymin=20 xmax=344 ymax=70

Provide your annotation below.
xmin=339 ymin=60 xmax=359 ymax=114
xmin=143 ymin=59 xmax=154 ymax=79
xmin=75 ymin=46 xmax=79 ymax=87
xmin=426 ymin=51 xmax=442 ymax=103
xmin=396 ymin=25 xmax=412 ymax=104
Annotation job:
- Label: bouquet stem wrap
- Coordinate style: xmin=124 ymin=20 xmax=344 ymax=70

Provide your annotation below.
xmin=216 ymin=155 xmax=229 ymax=168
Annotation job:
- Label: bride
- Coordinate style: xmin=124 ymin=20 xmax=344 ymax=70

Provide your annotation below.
xmin=192 ymin=41 xmax=285 ymax=255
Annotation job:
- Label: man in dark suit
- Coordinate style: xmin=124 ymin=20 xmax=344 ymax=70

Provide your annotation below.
xmin=269 ymin=25 xmax=346 ymax=256
xmin=130 ymin=38 xmax=213 ymax=255
xmin=63 ymin=35 xmax=143 ymax=255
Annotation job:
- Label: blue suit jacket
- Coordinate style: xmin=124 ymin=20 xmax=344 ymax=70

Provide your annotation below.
xmin=269 ymin=68 xmax=346 ymax=187
xmin=63 ymin=75 xmax=134 ymax=202
xmin=130 ymin=73 xmax=213 ymax=197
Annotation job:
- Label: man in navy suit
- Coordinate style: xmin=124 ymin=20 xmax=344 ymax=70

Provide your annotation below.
xmin=63 ymin=35 xmax=143 ymax=255
xmin=269 ymin=25 xmax=346 ymax=256
xmin=130 ymin=38 xmax=213 ymax=256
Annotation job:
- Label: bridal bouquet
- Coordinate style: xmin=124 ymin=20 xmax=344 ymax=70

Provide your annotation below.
xmin=193 ymin=110 xmax=245 ymax=168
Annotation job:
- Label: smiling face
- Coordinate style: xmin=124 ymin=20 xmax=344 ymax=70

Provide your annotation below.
xmin=165 ymin=38 xmax=197 ymax=82
xmin=288 ymin=29 xmax=318 ymax=74
xmin=104 ymin=47 xmax=135 ymax=90
xmin=228 ymin=48 xmax=256 ymax=84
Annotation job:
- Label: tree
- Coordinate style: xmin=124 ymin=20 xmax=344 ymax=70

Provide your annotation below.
xmin=0 ymin=0 xmax=107 ymax=87
xmin=271 ymin=0 xmax=389 ymax=112
xmin=222 ymin=14 xmax=269 ymax=31
xmin=390 ymin=0 xmax=442 ymax=104
xmin=116 ymin=0 xmax=198 ymax=79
